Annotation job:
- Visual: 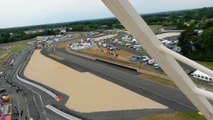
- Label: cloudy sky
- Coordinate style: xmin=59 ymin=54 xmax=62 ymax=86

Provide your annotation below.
xmin=0 ymin=0 xmax=213 ymax=28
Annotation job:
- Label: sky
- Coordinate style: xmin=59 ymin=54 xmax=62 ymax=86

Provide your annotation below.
xmin=0 ymin=0 xmax=213 ymax=29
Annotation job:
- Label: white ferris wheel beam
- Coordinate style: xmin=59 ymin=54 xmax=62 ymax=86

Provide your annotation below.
xmin=102 ymin=0 xmax=213 ymax=119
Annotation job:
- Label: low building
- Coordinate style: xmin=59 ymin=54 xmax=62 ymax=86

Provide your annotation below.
xmin=191 ymin=70 xmax=213 ymax=82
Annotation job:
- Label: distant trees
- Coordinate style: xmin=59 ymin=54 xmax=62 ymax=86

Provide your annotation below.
xmin=178 ymin=27 xmax=213 ymax=61
xmin=0 ymin=29 xmax=58 ymax=44
xmin=0 ymin=32 xmax=10 ymax=43
xmin=0 ymin=6 xmax=212 ymax=58
xmin=178 ymin=29 xmax=198 ymax=54
xmin=202 ymin=20 xmax=213 ymax=29
xmin=197 ymin=27 xmax=213 ymax=60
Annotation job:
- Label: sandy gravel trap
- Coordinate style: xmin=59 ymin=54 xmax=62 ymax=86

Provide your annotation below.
xmin=24 ymin=50 xmax=167 ymax=113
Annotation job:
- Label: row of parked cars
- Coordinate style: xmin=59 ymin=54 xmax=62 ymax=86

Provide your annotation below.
xmin=130 ymin=55 xmax=160 ymax=69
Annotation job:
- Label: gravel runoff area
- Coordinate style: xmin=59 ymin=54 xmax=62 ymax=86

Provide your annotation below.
xmin=24 ymin=50 xmax=168 ymax=113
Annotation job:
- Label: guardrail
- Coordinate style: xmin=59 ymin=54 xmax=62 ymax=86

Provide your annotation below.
xmin=45 ymin=105 xmax=82 ymax=120
xmin=17 ymin=74 xmax=58 ymax=100
xmin=17 ymin=49 xmax=82 ymax=120
xmin=65 ymin=45 xmax=170 ymax=80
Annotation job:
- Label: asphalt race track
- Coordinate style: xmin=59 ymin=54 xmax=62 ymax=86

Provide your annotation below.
xmin=40 ymin=47 xmax=198 ymax=120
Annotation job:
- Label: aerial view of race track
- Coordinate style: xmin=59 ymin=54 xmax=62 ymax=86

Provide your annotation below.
xmin=0 ymin=0 xmax=213 ymax=120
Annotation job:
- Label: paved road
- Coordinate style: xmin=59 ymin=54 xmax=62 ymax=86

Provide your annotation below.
xmin=1 ymin=52 xmax=31 ymax=120
xmin=41 ymin=47 xmax=198 ymax=120
xmin=1 ymin=49 xmax=68 ymax=120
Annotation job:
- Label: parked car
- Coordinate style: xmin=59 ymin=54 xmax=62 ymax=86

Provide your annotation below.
xmin=102 ymin=43 xmax=108 ymax=48
xmin=125 ymin=43 xmax=131 ymax=47
xmin=128 ymin=45 xmax=134 ymax=48
xmin=0 ymin=88 xmax=6 ymax=94
xmin=130 ymin=57 xmax=139 ymax=62
xmin=117 ymin=41 xmax=123 ymax=45
xmin=148 ymin=59 xmax=155 ymax=65
xmin=153 ymin=63 xmax=160 ymax=69
xmin=136 ymin=55 xmax=145 ymax=60
xmin=0 ymin=72 xmax=3 ymax=77
xmin=110 ymin=47 xmax=119 ymax=51
xmin=133 ymin=45 xmax=142 ymax=49
xmin=142 ymin=56 xmax=150 ymax=62
xmin=172 ymin=47 xmax=181 ymax=53
xmin=135 ymin=48 xmax=142 ymax=51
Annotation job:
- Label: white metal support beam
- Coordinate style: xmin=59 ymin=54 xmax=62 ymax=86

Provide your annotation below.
xmin=102 ymin=0 xmax=213 ymax=119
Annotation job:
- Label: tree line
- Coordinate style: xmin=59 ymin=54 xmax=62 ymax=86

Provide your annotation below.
xmin=0 ymin=6 xmax=212 ymax=59
xmin=178 ymin=26 xmax=213 ymax=61
xmin=0 ymin=29 xmax=57 ymax=44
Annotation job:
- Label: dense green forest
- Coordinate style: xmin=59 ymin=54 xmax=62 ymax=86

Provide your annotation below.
xmin=178 ymin=27 xmax=213 ymax=61
xmin=0 ymin=29 xmax=58 ymax=43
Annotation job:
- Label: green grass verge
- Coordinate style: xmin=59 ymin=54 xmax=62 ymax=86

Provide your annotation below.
xmin=0 ymin=45 xmax=28 ymax=67
xmin=138 ymin=74 xmax=177 ymax=88
xmin=48 ymin=54 xmax=64 ymax=60
xmin=137 ymin=112 xmax=206 ymax=120
xmin=0 ymin=48 xmax=3 ymax=56
xmin=196 ymin=61 xmax=213 ymax=70
xmin=11 ymin=45 xmax=28 ymax=53
xmin=149 ymin=25 xmax=163 ymax=29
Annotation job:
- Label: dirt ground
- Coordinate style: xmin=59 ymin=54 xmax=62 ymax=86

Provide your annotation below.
xmin=24 ymin=50 xmax=167 ymax=113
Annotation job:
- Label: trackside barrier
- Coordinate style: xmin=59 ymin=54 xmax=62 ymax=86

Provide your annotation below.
xmin=17 ymin=74 xmax=58 ymax=100
xmin=45 ymin=105 xmax=81 ymax=120
xmin=65 ymin=44 xmax=170 ymax=80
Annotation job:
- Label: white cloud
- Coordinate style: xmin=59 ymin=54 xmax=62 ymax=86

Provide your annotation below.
xmin=130 ymin=0 xmax=213 ymax=13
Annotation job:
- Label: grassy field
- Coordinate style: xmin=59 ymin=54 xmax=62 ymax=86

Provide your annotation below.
xmin=149 ymin=25 xmax=163 ymax=29
xmin=81 ymin=46 xmax=134 ymax=62
xmin=77 ymin=46 xmax=212 ymax=91
xmin=0 ymin=48 xmax=4 ymax=56
xmin=138 ymin=74 xmax=177 ymax=88
xmin=11 ymin=45 xmax=28 ymax=53
xmin=196 ymin=61 xmax=213 ymax=70
xmin=48 ymin=54 xmax=64 ymax=60
xmin=80 ymin=46 xmax=165 ymax=75
xmin=0 ymin=45 xmax=28 ymax=67
xmin=137 ymin=112 xmax=206 ymax=120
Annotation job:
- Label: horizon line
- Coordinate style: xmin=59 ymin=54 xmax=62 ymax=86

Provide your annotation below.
xmin=0 ymin=6 xmax=212 ymax=30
